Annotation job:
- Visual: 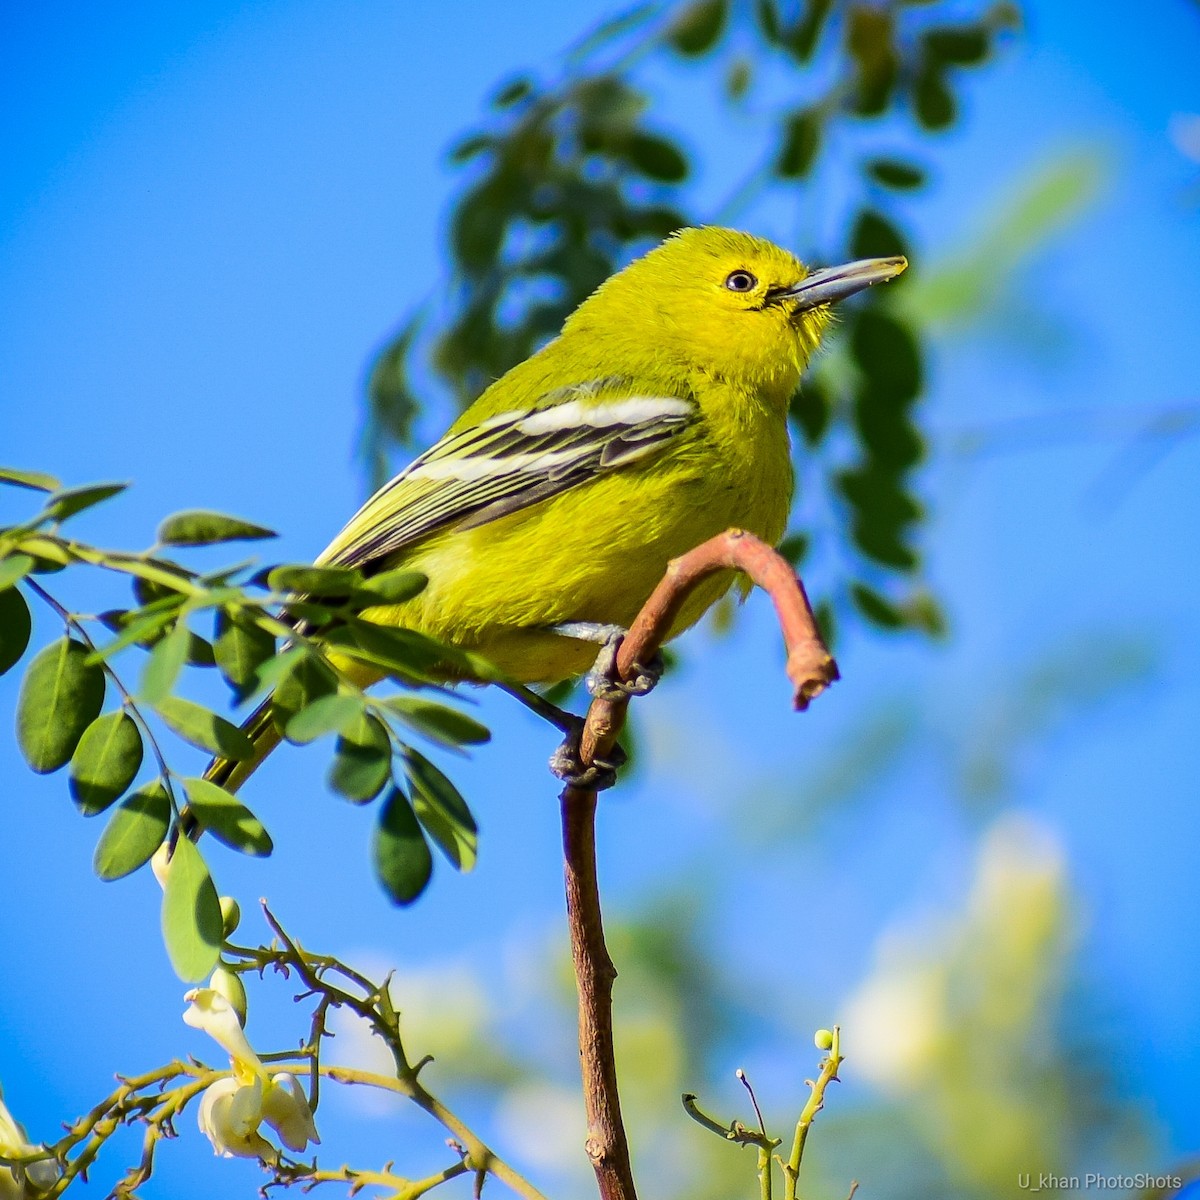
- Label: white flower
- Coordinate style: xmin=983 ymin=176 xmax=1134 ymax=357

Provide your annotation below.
xmin=184 ymin=984 xmax=319 ymax=1161
xmin=0 ymin=1086 xmax=60 ymax=1196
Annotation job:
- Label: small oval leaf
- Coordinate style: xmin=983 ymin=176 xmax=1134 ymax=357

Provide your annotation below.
xmin=214 ymin=609 xmax=276 ymax=697
xmin=70 ymin=711 xmax=144 ymax=814
xmin=359 ymin=569 xmax=428 ymax=605
xmin=267 ymin=564 xmax=363 ymax=596
xmin=158 ymin=510 xmax=277 ymax=547
xmin=405 ymin=749 xmax=478 ymax=873
xmin=17 ymin=637 xmax=106 ymax=772
xmin=284 ymin=692 xmax=363 ymax=745
xmin=45 ymin=482 xmax=127 ymax=521
xmin=0 ymin=585 xmax=33 ymax=676
xmin=0 ymin=553 xmax=35 ymax=592
xmin=183 ymin=777 xmax=273 ymax=856
xmin=0 ymin=466 xmax=62 ymax=492
xmin=140 ymin=619 xmax=191 ymax=704
xmin=93 ymin=782 xmax=170 ymax=880
xmin=161 ymin=835 xmax=223 ymax=980
xmin=154 ymin=696 xmax=255 ymax=761
xmin=373 ymin=788 xmax=433 ymax=905
xmin=384 ymin=696 xmax=490 ymax=750
xmin=329 ymin=712 xmax=392 ymax=803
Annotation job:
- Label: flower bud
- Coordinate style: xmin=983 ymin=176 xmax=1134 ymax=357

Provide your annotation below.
xmin=814 ymin=1028 xmax=834 ymax=1051
xmin=209 ymin=967 xmax=248 ymax=1028
xmin=150 ymin=841 xmax=173 ymax=889
xmin=219 ymin=896 xmax=241 ymax=938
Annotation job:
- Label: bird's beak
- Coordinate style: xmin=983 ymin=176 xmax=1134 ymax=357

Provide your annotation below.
xmin=773 ymin=256 xmax=908 ymax=312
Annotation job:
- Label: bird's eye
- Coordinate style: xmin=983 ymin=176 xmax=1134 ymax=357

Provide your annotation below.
xmin=724 ymin=270 xmax=757 ymax=293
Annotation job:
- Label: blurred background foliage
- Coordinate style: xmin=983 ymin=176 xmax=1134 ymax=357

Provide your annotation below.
xmin=362 ymin=0 xmax=1022 ymax=643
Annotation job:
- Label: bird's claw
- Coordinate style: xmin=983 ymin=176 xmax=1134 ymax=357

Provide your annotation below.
xmin=549 ymin=720 xmax=627 ymax=791
xmin=585 ymin=633 xmax=664 ymax=702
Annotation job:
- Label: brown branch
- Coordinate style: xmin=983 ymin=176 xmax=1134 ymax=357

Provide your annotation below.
xmin=558 ymin=528 xmax=838 ymax=1200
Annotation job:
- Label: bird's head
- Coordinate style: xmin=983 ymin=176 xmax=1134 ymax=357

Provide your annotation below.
xmin=567 ymin=226 xmax=907 ymax=402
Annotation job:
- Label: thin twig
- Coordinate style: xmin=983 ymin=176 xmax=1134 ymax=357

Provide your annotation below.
xmin=558 ymin=529 xmax=836 ymax=1200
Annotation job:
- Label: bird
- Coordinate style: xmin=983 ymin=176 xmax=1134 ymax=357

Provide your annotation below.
xmin=205 ymin=226 xmax=906 ymax=793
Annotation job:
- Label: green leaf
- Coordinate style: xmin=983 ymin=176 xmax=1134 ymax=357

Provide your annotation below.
xmin=140 ymin=619 xmax=191 ymax=704
xmin=913 ymin=63 xmax=955 ymax=130
xmin=852 ymin=307 xmax=923 ymax=397
xmin=91 ymin=607 xmax=177 ymax=659
xmin=668 ymin=0 xmax=728 ymax=55
xmin=405 ymin=750 xmax=478 ymax=872
xmin=19 ymin=536 xmax=71 ymax=572
xmin=778 ymin=532 xmax=809 ymax=566
xmin=851 ymin=583 xmax=906 ymax=630
xmin=623 ymin=133 xmax=688 ymax=183
xmin=183 ymin=777 xmax=273 ymax=856
xmin=272 ymin=654 xmax=338 ymax=729
xmin=93 ymin=782 xmax=170 ymax=880
xmin=384 ymin=696 xmax=490 ymax=750
xmin=782 ymin=0 xmax=832 ymax=61
xmin=45 ymin=482 xmax=127 ymax=521
xmin=157 ymin=510 xmax=277 ymax=547
xmin=777 ymin=108 xmax=821 ymax=178
xmin=0 ymin=466 xmax=61 ymax=492
xmin=846 ymin=6 xmax=898 ymax=116
xmin=161 ymin=834 xmax=223 ymax=981
xmin=867 ymin=158 xmax=926 ymax=190
xmin=0 ymin=553 xmax=35 ymax=592
xmin=0 ymin=585 xmax=32 ymax=676
xmin=373 ymin=788 xmax=433 ymax=905
xmin=16 ymin=637 xmax=106 ymax=773
xmin=850 ymin=210 xmax=911 ymax=263
xmin=284 ymin=692 xmax=363 ymax=744
xmin=492 ymin=76 xmax=533 ymax=108
xmin=246 ymin=644 xmax=306 ymax=698
xmin=328 ymin=712 xmax=392 ymax=803
xmin=186 ymin=632 xmax=216 ymax=667
xmin=331 ymin=619 xmax=455 ymax=679
xmin=837 ymin=465 xmax=921 ymax=570
xmin=358 ymin=569 xmax=428 ymax=605
xmin=69 ymin=711 xmax=143 ymax=815
xmin=790 ymin=374 xmax=832 ymax=446
xmin=755 ymin=0 xmax=781 ymax=43
xmin=924 ymin=25 xmax=989 ymax=66
xmin=214 ymin=609 xmax=275 ymax=697
xmin=266 ymin=564 xmax=363 ymax=595
xmin=154 ymin=696 xmax=255 ymax=761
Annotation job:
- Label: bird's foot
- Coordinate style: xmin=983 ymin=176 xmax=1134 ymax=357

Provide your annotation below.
xmin=553 ymin=622 xmax=664 ymax=702
xmin=548 ymin=716 xmax=627 ymax=792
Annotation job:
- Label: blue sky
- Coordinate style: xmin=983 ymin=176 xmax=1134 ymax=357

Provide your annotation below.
xmin=2 ymin=2 xmax=1199 ymax=1197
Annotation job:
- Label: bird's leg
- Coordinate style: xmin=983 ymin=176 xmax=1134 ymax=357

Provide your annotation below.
xmin=500 ymin=681 xmax=578 ymax=733
xmin=552 ymin=621 xmax=665 ymax=703
xmin=500 ymin=680 xmax=626 ymax=790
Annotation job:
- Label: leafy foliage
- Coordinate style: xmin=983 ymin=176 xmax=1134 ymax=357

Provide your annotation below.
xmin=0 ymin=472 xmax=489 ymax=977
xmin=363 ymin=0 xmax=1019 ymax=640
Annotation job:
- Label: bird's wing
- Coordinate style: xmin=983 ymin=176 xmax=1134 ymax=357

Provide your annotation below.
xmin=320 ymin=383 xmax=696 ymax=572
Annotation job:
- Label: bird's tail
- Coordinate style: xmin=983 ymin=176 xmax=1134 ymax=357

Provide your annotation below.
xmin=203 ymin=696 xmax=282 ymax=795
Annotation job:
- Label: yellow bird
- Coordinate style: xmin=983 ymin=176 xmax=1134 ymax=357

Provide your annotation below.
xmin=207 ymin=227 xmax=905 ymax=791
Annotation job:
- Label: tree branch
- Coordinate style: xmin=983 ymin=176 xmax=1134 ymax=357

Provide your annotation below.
xmin=558 ymin=528 xmax=838 ymax=1200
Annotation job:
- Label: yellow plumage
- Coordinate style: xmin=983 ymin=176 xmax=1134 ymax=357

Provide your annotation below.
xmin=207 ymin=226 xmax=905 ymax=789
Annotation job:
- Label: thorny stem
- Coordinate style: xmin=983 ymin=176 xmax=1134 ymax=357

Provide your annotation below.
xmin=257 ymin=905 xmax=550 ymax=1200
xmin=558 ymin=529 xmax=836 ymax=1200
xmin=783 ymin=1027 xmax=844 ymax=1200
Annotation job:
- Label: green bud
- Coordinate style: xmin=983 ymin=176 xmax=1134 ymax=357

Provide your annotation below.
xmin=219 ymin=895 xmax=241 ymax=938
xmin=814 ymin=1028 xmax=834 ymax=1051
xmin=209 ymin=966 xmax=248 ymax=1027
